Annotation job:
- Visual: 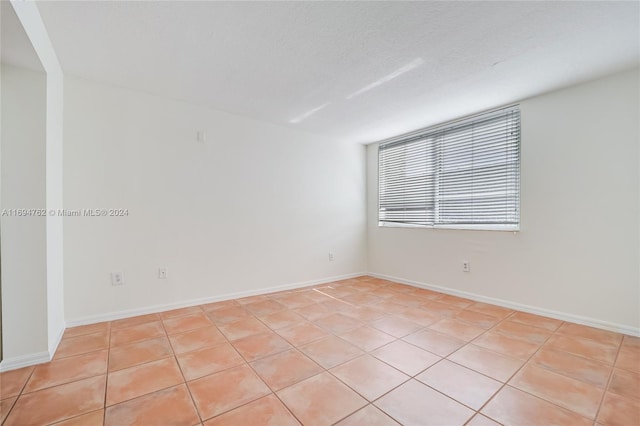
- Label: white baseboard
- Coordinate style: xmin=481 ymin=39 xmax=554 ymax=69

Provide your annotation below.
xmin=0 ymin=351 xmax=50 ymax=372
xmin=369 ymin=272 xmax=640 ymax=337
xmin=65 ymin=272 xmax=366 ymax=327
xmin=48 ymin=322 xmax=66 ymax=358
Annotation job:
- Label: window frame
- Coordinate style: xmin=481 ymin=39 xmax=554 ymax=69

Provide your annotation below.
xmin=377 ymin=105 xmax=521 ymax=232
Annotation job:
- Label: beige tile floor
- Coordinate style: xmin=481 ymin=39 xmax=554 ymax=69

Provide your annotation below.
xmin=1 ymin=276 xmax=638 ymax=425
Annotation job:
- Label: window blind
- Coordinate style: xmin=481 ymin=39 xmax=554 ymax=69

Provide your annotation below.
xmin=378 ymin=106 xmax=520 ymax=229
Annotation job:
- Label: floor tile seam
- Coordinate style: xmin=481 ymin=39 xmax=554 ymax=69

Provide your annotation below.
xmin=524 ymin=348 xmax=615 ymax=390
xmin=336 ymin=331 xmax=398 ymax=353
xmin=427 ymin=320 xmax=489 ymax=344
xmin=5 ymin=368 xmax=107 ymax=425
xmin=54 ymin=345 xmax=110 ymax=361
xmin=461 ymin=321 xmax=607 ymax=386
xmin=592 ymin=335 xmax=626 ymax=423
xmin=368 ymin=377 xmax=477 ymax=426
xmin=312 ymin=320 xmax=366 ymax=336
xmin=461 ymin=413 xmax=505 ymax=426
xmin=110 ymin=319 xmax=160 ymax=331
xmin=442 ymin=331 xmax=532 ymax=383
xmin=201 ymin=304 xmax=241 ymax=313
xmin=475 ymin=326 xmax=595 ymax=421
xmin=20 ymin=369 xmax=109 ymax=396
xmin=446 ymin=314 xmax=500 ymax=330
xmin=245 ymin=308 xmax=286 ymax=317
xmin=327 ymin=346 xmax=412 ymax=380
xmin=30 ymin=346 xmax=109 ymax=395
xmin=412 ymin=375 xmax=489 ymax=414
xmin=282 ymin=368 xmax=369 ymax=425
xmin=303 ymin=318 xmax=403 ymax=369
xmin=174 ymin=365 xmax=203 ymax=424
xmin=168 ymin=332 xmax=230 ymax=356
xmin=106 ymin=381 xmax=190 ymax=410
xmin=163 ymin=322 xmax=219 ymax=338
xmin=159 ymin=308 xmax=206 ymax=322
xmin=235 ymin=339 xmax=293 ymax=364
xmin=62 ymin=330 xmax=110 ymax=342
xmin=63 ymin=324 xmax=112 ymax=340
xmin=508 ymin=365 xmax=608 ymax=417
xmin=610 ymin=362 xmax=640 ymax=375
xmin=497 ymin=318 xmax=562 ymax=334
xmin=108 ymin=351 xmax=180 ymax=374
xmin=493 ymin=383 xmax=597 ymax=424
xmin=372 ymin=337 xmax=495 ymax=415
xmin=274 ymin=327 xmax=332 ymax=347
xmin=399 ymin=327 xmax=468 ymax=356
xmin=109 ymin=331 xmax=169 ymax=349
xmin=170 ymin=310 xmax=246 ymax=424
xmin=250 ymin=312 xmax=287 ymax=336
xmin=155 ymin=320 xmax=190 ymax=410
xmin=482 ymin=320 xmax=559 ymax=346
xmin=466 ymin=310 xmax=520 ymax=347
xmin=325 ymin=358 xmax=412 ymax=404
xmin=103 ymin=319 xmax=114 ymax=424
xmin=48 ymin=408 xmax=103 ymax=426
xmin=0 ymin=395 xmax=20 ymax=426
xmin=329 ymin=403 xmax=401 ymax=426
xmin=545 ymin=327 xmax=620 ymax=366
xmin=552 ymin=329 xmax=625 ymax=349
xmin=309 ymin=288 xmax=357 ymax=307
xmin=239 ymin=348 xmax=308 ymax=426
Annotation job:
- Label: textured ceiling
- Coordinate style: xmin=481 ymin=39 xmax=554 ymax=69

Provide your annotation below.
xmin=36 ymin=1 xmax=639 ymax=143
xmin=1 ymin=2 xmax=44 ymax=72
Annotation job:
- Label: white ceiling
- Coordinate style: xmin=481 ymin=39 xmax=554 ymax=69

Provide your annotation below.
xmin=36 ymin=1 xmax=639 ymax=144
xmin=1 ymin=2 xmax=44 ymax=72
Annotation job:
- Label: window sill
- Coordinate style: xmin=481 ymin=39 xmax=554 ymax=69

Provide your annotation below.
xmin=378 ymin=222 xmax=520 ymax=232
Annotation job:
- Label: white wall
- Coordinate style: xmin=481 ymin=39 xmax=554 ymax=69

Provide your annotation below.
xmin=367 ymin=68 xmax=640 ymax=333
xmin=17 ymin=2 xmax=66 ymax=358
xmin=0 ymin=64 xmax=49 ymax=360
xmin=63 ymin=77 xmax=367 ymax=323
xmin=2 ymin=1 xmax=66 ymax=368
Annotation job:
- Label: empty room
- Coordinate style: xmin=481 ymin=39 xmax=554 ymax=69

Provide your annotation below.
xmin=1 ymin=1 xmax=638 ymax=425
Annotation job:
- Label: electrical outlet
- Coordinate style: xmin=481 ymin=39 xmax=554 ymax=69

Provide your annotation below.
xmin=462 ymin=261 xmax=470 ymax=273
xmin=158 ymin=268 xmax=168 ymax=279
xmin=111 ymin=272 xmax=125 ymax=286
xmin=329 ymin=252 xmax=335 ymax=261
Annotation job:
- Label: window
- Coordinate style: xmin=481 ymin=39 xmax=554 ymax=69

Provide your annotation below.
xmin=378 ymin=106 xmax=520 ymax=230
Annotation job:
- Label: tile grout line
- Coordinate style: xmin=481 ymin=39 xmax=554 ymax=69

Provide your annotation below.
xmin=412 ymin=309 xmax=527 ymax=424
xmin=243 ymin=347 xmax=313 ymax=426
xmin=222 ymin=286 xmax=398 ymax=425
xmin=200 ymin=310 xmax=305 ymax=425
xmin=102 ymin=321 xmax=112 ymax=425
xmin=282 ymin=286 xmax=493 ymax=423
xmin=471 ymin=311 xmax=557 ymax=413
xmin=291 ymin=288 xmax=456 ymax=424
xmin=2 ymin=355 xmax=39 ymax=426
xmin=160 ymin=308 xmax=204 ymax=425
xmin=199 ymin=308 xmax=266 ymax=419
xmin=472 ymin=319 xmax=608 ymax=424
xmin=591 ymin=335 xmax=625 ymax=424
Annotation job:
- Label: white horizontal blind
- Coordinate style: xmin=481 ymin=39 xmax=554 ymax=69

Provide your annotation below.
xmin=379 ymin=106 xmax=520 ymax=229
